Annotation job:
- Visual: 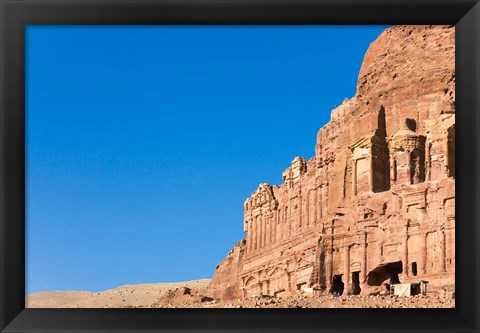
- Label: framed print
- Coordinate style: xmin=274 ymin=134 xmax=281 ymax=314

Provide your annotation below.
xmin=1 ymin=0 xmax=479 ymax=332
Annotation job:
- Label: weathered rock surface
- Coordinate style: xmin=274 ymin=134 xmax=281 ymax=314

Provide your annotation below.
xmin=208 ymin=25 xmax=455 ymax=301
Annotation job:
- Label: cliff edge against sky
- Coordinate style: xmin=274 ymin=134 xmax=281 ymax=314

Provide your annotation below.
xmin=208 ymin=25 xmax=455 ymax=300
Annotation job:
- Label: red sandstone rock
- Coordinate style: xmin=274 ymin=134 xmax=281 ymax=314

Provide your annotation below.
xmin=208 ymin=25 xmax=455 ymax=300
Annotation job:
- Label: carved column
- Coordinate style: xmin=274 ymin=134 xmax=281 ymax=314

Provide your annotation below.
xmin=249 ymin=218 xmax=254 ymax=251
xmin=352 ymin=159 xmax=357 ymax=196
xmin=277 ymin=209 xmax=282 ymax=241
xmin=265 ymin=216 xmax=269 ymax=247
xmin=298 ymin=196 xmax=302 ymax=230
xmin=261 ymin=215 xmax=266 ymax=249
xmin=407 ymin=152 xmax=412 ymax=184
xmin=439 ymin=229 xmax=447 ymax=272
xmin=272 ymin=214 xmax=276 ymax=244
xmin=247 ymin=220 xmax=252 ymax=253
xmin=274 ymin=210 xmax=281 ymax=243
xmin=323 ymin=183 xmax=328 ymax=218
xmin=270 ymin=214 xmax=274 ymax=245
xmin=245 ymin=220 xmax=249 ymax=253
xmin=251 ymin=217 xmax=256 ymax=250
xmin=259 ymin=215 xmax=263 ymax=249
xmin=265 ymin=215 xmax=269 ymax=246
xmin=269 ymin=215 xmax=273 ymax=246
xmin=361 ymin=233 xmax=367 ymax=282
xmin=305 ymin=192 xmax=309 ymax=228
xmin=265 ymin=215 xmax=269 ymax=247
xmin=280 ymin=210 xmax=283 ymax=241
xmin=286 ymin=206 xmax=291 ymax=238
xmin=317 ymin=184 xmax=323 ymax=221
xmin=251 ymin=219 xmax=255 ymax=252
xmin=268 ymin=215 xmax=273 ymax=246
xmin=325 ymin=246 xmax=333 ymax=290
xmin=420 ymin=232 xmax=427 ymax=274
xmin=292 ymin=199 xmax=297 ymax=235
xmin=263 ymin=214 xmax=267 ymax=248
xmin=343 ymin=240 xmax=350 ymax=287
xmin=425 ymin=141 xmax=431 ymax=181
xmin=254 ymin=216 xmax=259 ymax=250
xmin=403 ymin=234 xmax=409 ymax=277
xmin=251 ymin=217 xmax=256 ymax=251
xmin=272 ymin=215 xmax=275 ymax=244
xmin=263 ymin=214 xmax=268 ymax=247
xmin=253 ymin=216 xmax=259 ymax=250
xmin=321 ymin=183 xmax=328 ymax=219
xmin=368 ymin=154 xmax=373 ymax=191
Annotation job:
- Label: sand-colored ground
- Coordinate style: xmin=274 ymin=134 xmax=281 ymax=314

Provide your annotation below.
xmin=26 ymin=279 xmax=211 ymax=308
xmin=26 ymin=278 xmax=454 ymax=308
xmin=153 ymin=294 xmax=455 ymax=308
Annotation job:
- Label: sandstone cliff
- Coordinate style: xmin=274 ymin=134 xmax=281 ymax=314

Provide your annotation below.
xmin=208 ymin=25 xmax=455 ymax=300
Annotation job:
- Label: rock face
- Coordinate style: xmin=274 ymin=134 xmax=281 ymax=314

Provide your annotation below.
xmin=208 ymin=25 xmax=455 ymax=300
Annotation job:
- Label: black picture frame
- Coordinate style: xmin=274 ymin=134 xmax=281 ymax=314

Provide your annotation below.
xmin=1 ymin=0 xmax=479 ymax=332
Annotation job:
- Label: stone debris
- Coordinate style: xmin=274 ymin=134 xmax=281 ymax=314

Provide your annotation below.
xmin=151 ymin=289 xmax=454 ymax=309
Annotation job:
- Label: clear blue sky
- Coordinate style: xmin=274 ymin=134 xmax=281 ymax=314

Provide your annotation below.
xmin=26 ymin=25 xmax=388 ymax=293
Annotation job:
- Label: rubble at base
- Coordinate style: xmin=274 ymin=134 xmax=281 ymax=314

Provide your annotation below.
xmin=151 ymin=290 xmax=455 ymax=309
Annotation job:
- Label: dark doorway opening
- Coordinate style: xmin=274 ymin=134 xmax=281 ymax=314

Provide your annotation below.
xmin=351 ymin=271 xmax=361 ymax=295
xmin=411 ymin=262 xmax=418 ymax=276
xmin=365 ymin=261 xmax=403 ymax=287
xmin=330 ymin=274 xmax=344 ymax=296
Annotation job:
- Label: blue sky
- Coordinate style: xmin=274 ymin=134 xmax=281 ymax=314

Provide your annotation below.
xmin=26 ymin=25 xmax=388 ymax=293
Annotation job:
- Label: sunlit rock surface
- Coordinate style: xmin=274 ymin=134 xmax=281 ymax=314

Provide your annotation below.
xmin=208 ymin=25 xmax=455 ymax=300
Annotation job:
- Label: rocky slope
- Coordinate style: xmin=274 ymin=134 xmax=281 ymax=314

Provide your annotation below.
xmin=26 ymin=279 xmax=210 ymax=308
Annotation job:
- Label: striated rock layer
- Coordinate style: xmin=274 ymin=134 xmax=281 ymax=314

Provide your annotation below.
xmin=208 ymin=25 xmax=455 ymax=300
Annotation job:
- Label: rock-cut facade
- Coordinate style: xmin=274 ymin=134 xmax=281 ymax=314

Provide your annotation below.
xmin=208 ymin=25 xmax=455 ymax=299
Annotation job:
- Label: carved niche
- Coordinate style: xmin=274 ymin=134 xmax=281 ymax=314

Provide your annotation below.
xmin=389 ymin=119 xmax=426 ymax=186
